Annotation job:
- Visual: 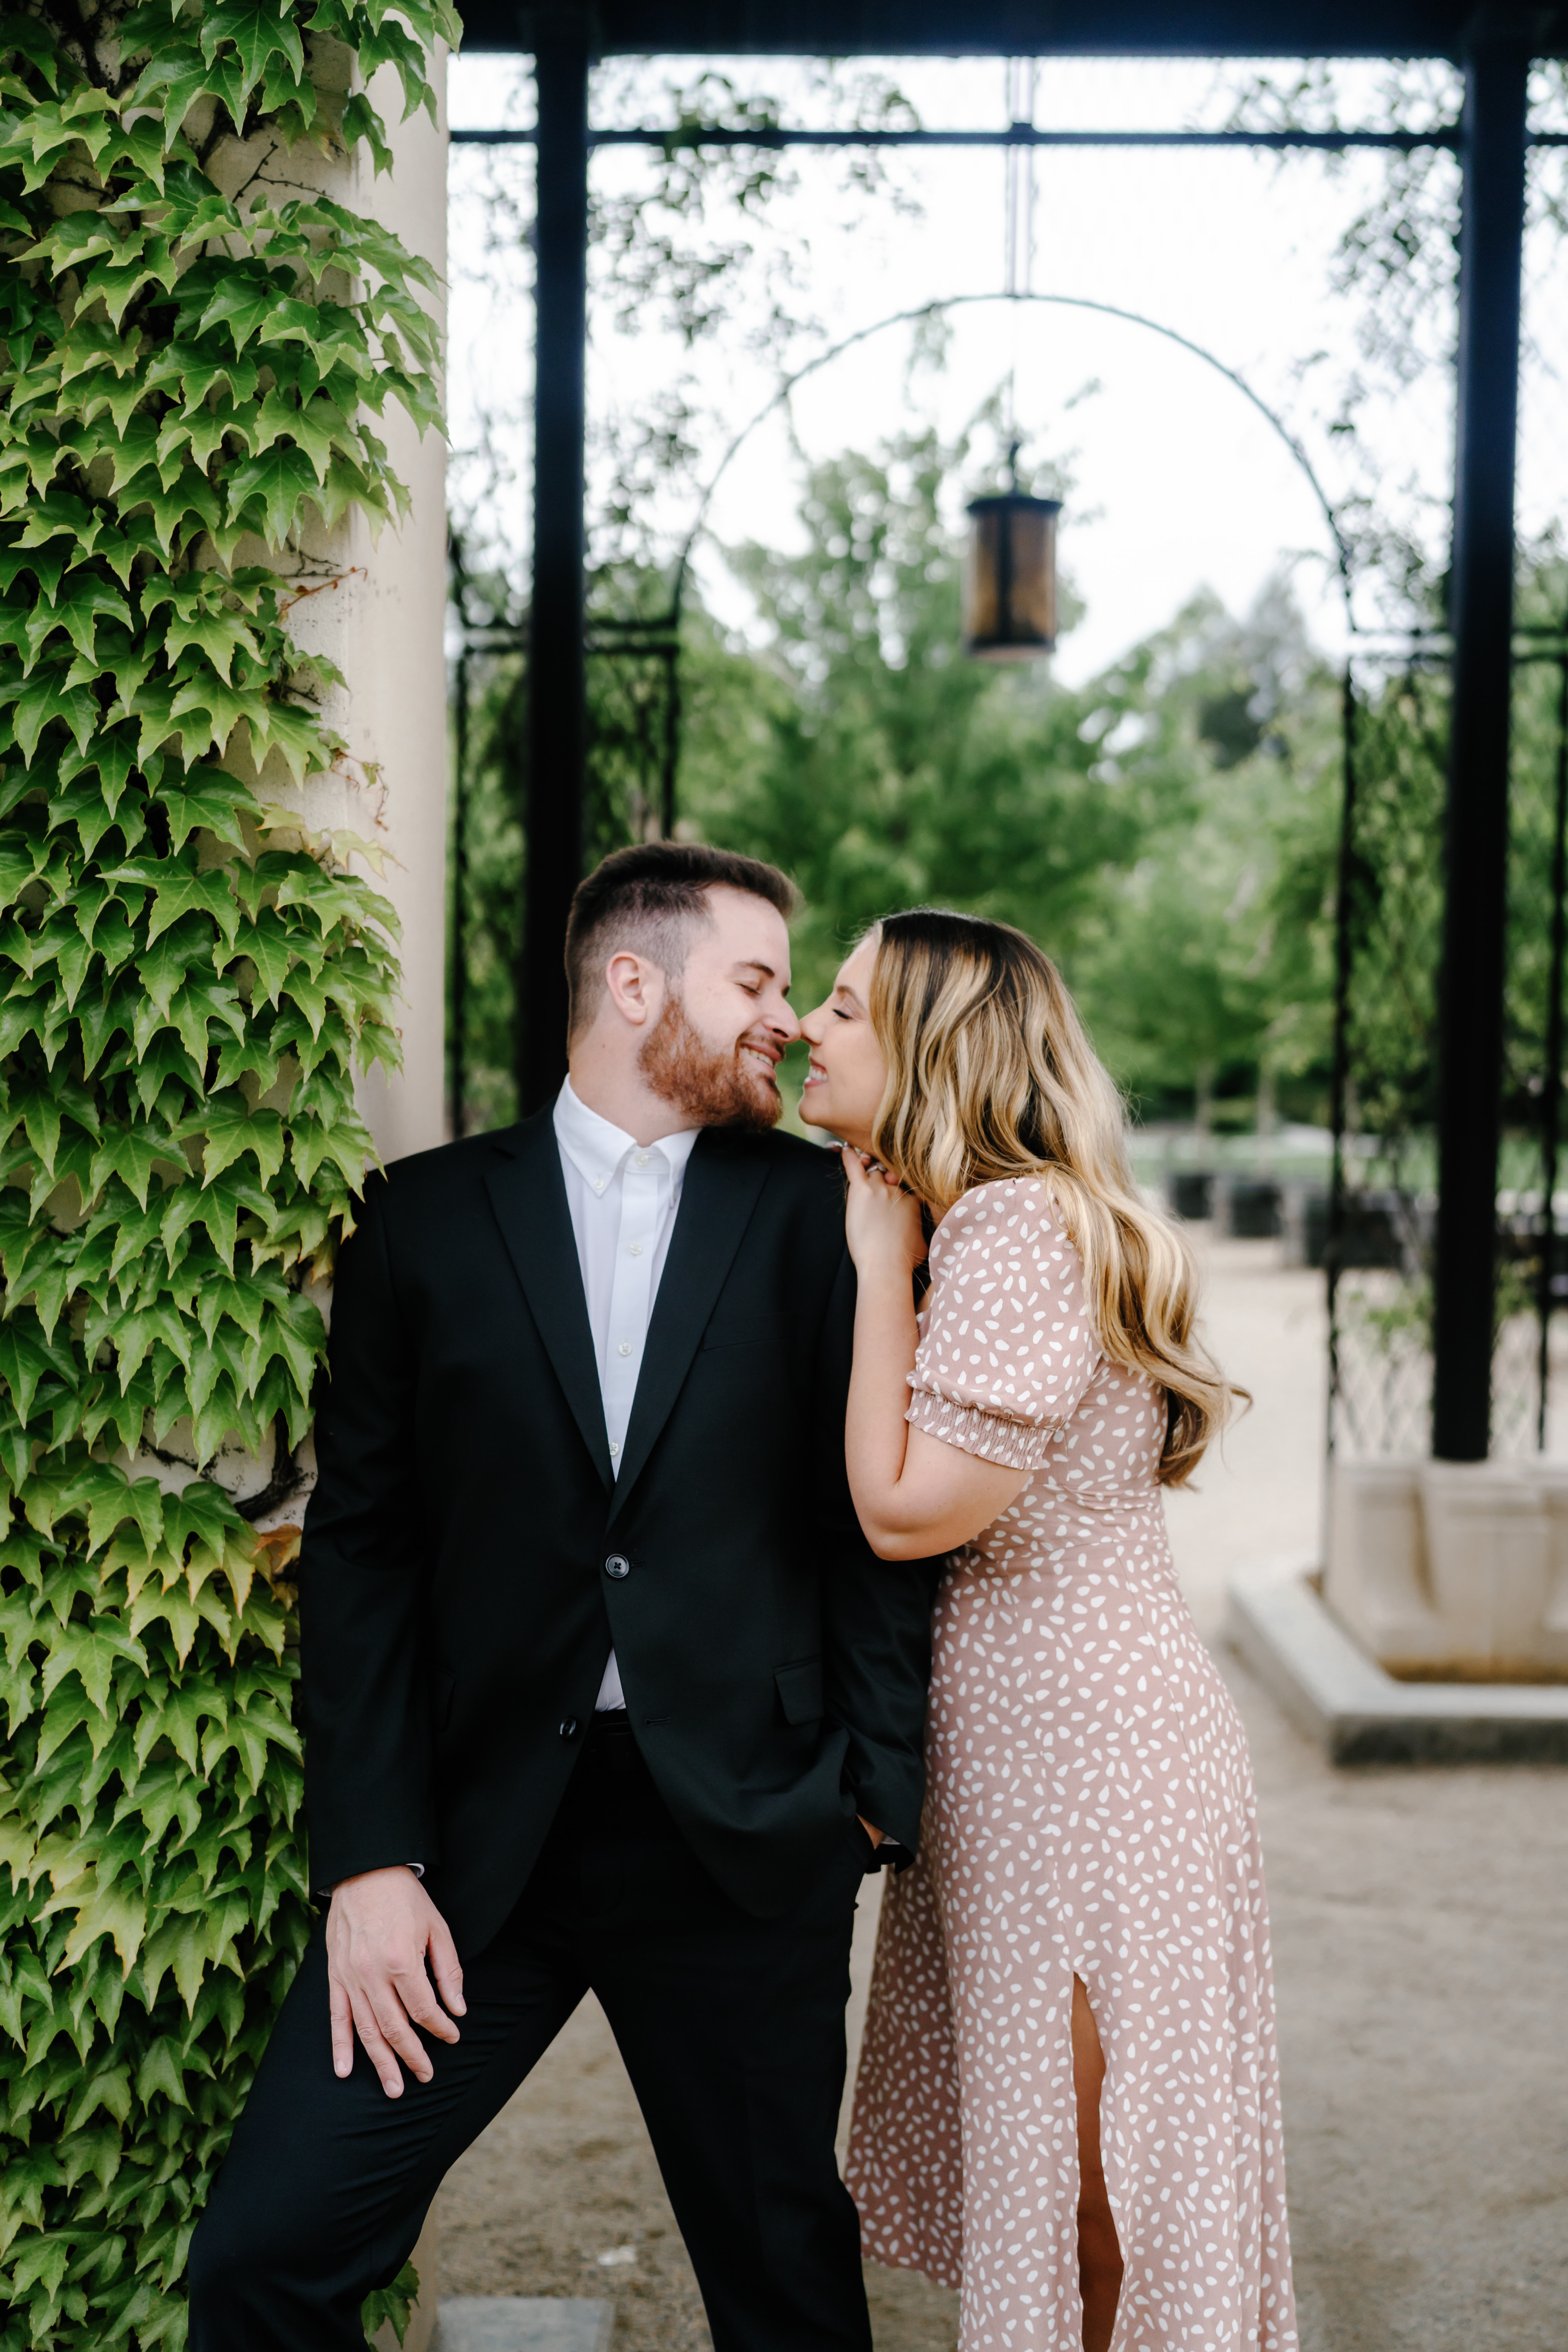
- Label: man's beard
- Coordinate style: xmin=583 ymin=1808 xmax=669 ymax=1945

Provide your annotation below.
xmin=638 ymin=991 xmax=781 ymax=1130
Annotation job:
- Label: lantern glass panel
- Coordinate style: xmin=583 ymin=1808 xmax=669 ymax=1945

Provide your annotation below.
xmin=963 ymin=507 xmax=1002 ymax=644
xmin=962 ymin=494 xmax=1060 ymax=662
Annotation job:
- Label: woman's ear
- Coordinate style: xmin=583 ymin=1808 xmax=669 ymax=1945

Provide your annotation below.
xmin=602 ymin=951 xmax=662 ymax=1029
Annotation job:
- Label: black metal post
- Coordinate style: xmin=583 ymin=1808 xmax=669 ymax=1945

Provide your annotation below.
xmin=451 ymin=646 xmax=470 ymax=1140
xmin=1431 ymin=44 xmax=1528 ymax=1461
xmin=1537 ymin=646 xmax=1568 ymax=1447
xmin=659 ymin=637 xmax=681 ymax=839
xmin=1326 ymin=661 xmax=1359 ymax=1457
xmin=519 ymin=22 xmax=591 ymax=1113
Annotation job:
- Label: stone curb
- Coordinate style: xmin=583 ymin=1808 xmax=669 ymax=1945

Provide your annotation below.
xmin=434 ymin=2300 xmax=615 ymax=2352
xmin=1225 ymin=1556 xmax=1568 ymax=1764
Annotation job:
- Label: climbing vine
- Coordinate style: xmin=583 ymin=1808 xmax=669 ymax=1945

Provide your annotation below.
xmin=0 ymin=4 xmax=454 ymax=2345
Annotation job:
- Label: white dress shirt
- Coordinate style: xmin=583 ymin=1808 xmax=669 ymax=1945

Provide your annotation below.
xmin=553 ymin=1078 xmax=701 ymax=1711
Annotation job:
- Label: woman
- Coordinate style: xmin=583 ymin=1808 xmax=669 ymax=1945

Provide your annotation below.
xmin=798 ymin=909 xmax=1296 ymax=2352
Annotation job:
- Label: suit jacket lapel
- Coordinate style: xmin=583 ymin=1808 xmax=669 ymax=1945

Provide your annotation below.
xmin=484 ymin=1111 xmax=613 ymax=1490
xmin=608 ymin=1127 xmax=771 ymax=1524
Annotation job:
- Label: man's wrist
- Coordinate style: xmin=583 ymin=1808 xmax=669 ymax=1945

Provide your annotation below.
xmin=325 ymin=1863 xmax=424 ymax=1898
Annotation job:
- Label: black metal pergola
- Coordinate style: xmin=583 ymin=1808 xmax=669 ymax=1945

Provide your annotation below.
xmin=452 ymin=0 xmax=1568 ymax=1462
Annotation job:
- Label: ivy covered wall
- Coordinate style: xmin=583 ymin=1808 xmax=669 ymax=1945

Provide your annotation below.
xmin=0 ymin=5 xmax=454 ymax=2346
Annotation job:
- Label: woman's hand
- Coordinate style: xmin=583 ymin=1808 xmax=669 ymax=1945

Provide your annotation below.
xmin=840 ymin=1146 xmax=927 ymax=1281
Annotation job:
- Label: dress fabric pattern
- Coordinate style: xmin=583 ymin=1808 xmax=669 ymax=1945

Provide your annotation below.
xmin=846 ymin=1178 xmax=1296 ymax=2352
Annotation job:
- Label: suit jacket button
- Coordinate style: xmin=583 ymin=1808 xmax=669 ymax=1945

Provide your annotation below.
xmin=604 ymin=1554 xmax=630 ymax=1579
xmin=559 ymin=1717 xmax=579 ymax=1740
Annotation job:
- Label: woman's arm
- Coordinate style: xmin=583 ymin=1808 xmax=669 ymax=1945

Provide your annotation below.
xmin=841 ymin=1150 xmax=1033 ymax=1559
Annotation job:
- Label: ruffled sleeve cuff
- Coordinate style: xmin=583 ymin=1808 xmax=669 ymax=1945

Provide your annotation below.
xmin=905 ymin=1386 xmax=1054 ymax=1471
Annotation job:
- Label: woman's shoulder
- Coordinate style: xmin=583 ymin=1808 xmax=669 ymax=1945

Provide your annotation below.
xmin=924 ymin=1173 xmax=1094 ymax=1364
xmin=931 ymin=1173 xmax=1083 ymax=1287
xmin=935 ymin=1171 xmax=1069 ymax=1247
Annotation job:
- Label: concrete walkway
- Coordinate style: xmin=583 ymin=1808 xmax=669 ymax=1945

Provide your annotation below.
xmin=430 ymin=1238 xmax=1568 ymax=2350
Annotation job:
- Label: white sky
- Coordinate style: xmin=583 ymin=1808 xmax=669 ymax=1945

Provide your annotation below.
xmin=445 ymin=54 xmax=1566 ymax=687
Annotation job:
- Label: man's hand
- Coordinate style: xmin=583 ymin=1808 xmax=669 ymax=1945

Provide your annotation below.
xmin=858 ymin=1817 xmax=886 ymax=1850
xmin=326 ymin=1867 xmax=466 ymax=2098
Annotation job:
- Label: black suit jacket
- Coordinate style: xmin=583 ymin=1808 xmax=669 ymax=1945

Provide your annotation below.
xmin=298 ymin=1109 xmax=938 ymax=1955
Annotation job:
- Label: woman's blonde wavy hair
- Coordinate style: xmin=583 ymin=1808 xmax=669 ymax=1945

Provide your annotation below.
xmin=866 ymin=908 xmax=1243 ymax=1485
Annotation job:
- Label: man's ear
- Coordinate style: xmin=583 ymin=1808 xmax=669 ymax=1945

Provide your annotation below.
xmin=602 ymin=951 xmax=663 ymax=1029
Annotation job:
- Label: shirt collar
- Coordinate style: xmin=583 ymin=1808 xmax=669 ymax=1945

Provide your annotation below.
xmin=553 ymin=1078 xmax=702 ymax=1200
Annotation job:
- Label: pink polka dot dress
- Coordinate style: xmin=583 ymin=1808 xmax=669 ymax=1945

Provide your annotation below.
xmin=846 ymin=1178 xmax=1296 ymax=2352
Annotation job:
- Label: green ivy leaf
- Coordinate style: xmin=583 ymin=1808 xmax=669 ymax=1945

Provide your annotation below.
xmin=129 ymin=1031 xmax=205 ymax=1121
xmin=167 ymin=668 xmax=259 ymax=763
xmin=169 ymin=976 xmax=249 ymax=1067
xmin=0 ymin=12 xmax=62 ymax=93
xmin=341 ymin=91 xmax=394 ymax=176
xmin=30 ymin=572 xmax=133 ymax=669
xmin=145 ymin=855 xmax=243 ymax=953
xmin=3 ymin=665 xmax=99 ymax=761
xmin=192 ymin=1093 xmax=285 ymax=1188
xmin=56 ymin=1880 xmax=147 ymax=1976
xmin=229 ymin=908 xmax=294 ymax=1009
xmin=118 ymin=460 xmax=222 ymax=558
xmin=86 ymin=1127 xmax=185 ymax=1216
xmin=38 ymin=1621 xmax=148 ymax=1717
xmin=155 ymin=764 xmax=259 ymax=853
xmin=130 ymin=49 xmax=216 ymax=141
xmin=141 ymin=340 xmax=260 ymax=414
xmin=224 ymin=442 xmax=322 ymax=552
xmin=199 ymin=1 xmax=306 ymax=97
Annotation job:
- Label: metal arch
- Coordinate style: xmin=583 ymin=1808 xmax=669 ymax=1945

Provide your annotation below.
xmin=665 ymin=288 xmax=1356 ymax=633
xmin=644 ymin=288 xmax=1386 ymax=1468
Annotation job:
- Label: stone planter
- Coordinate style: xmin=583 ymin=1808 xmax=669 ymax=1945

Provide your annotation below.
xmin=1325 ymin=1455 xmax=1568 ymax=1681
xmin=1166 ymin=1169 xmax=1215 ymax=1221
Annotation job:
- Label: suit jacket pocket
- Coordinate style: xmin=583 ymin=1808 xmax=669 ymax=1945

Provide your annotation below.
xmin=774 ymin=1658 xmax=823 ymax=1725
xmin=701 ymin=1314 xmax=790 ymax=1351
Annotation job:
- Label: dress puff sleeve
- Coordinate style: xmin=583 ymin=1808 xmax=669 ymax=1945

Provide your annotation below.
xmin=905 ymin=1177 xmax=1103 ymax=1472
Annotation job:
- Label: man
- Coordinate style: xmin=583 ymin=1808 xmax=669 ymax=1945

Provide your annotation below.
xmin=189 ymin=842 xmax=936 ymax=2351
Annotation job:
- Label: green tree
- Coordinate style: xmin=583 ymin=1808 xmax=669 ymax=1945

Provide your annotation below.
xmin=451 ymin=430 xmax=1352 ymax=1138
xmin=688 ymin=429 xmax=1180 ymax=1013
xmin=1067 ymin=584 xmax=1343 ymax=1125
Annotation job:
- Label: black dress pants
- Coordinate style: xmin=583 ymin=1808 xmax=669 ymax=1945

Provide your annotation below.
xmin=188 ymin=1713 xmax=873 ymax=2352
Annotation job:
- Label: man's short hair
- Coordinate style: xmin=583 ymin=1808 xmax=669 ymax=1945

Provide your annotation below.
xmin=564 ymin=841 xmax=800 ymax=1041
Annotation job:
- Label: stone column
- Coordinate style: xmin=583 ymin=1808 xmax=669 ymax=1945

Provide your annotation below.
xmin=350 ymin=51 xmax=450 ymax=1166
xmin=214 ymin=41 xmax=450 ymax=1168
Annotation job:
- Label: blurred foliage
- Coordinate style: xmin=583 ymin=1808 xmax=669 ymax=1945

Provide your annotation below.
xmin=449 ymin=430 xmax=1352 ymax=1131
xmin=451 ymin=453 xmax=1568 ymax=1172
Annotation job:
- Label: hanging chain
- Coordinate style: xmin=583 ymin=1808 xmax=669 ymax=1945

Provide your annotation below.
xmin=1004 ymin=56 xmax=1038 ymax=298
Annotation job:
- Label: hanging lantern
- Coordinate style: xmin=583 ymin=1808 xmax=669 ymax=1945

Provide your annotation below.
xmin=962 ymin=472 xmax=1062 ymax=661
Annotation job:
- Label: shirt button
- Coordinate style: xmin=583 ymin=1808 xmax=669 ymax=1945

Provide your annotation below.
xmin=634 ymin=1151 xmax=650 ymax=1167
xmin=617 ymin=1340 xmax=632 ymax=1357
xmin=628 ymin=1241 xmax=643 ymax=1257
xmin=592 ymin=1176 xmax=606 ymax=1193
xmin=609 ymin=1440 xmax=621 ymax=1457
xmin=604 ymin=1554 xmax=630 ymax=1579
xmin=559 ymin=1717 xmax=579 ymax=1740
